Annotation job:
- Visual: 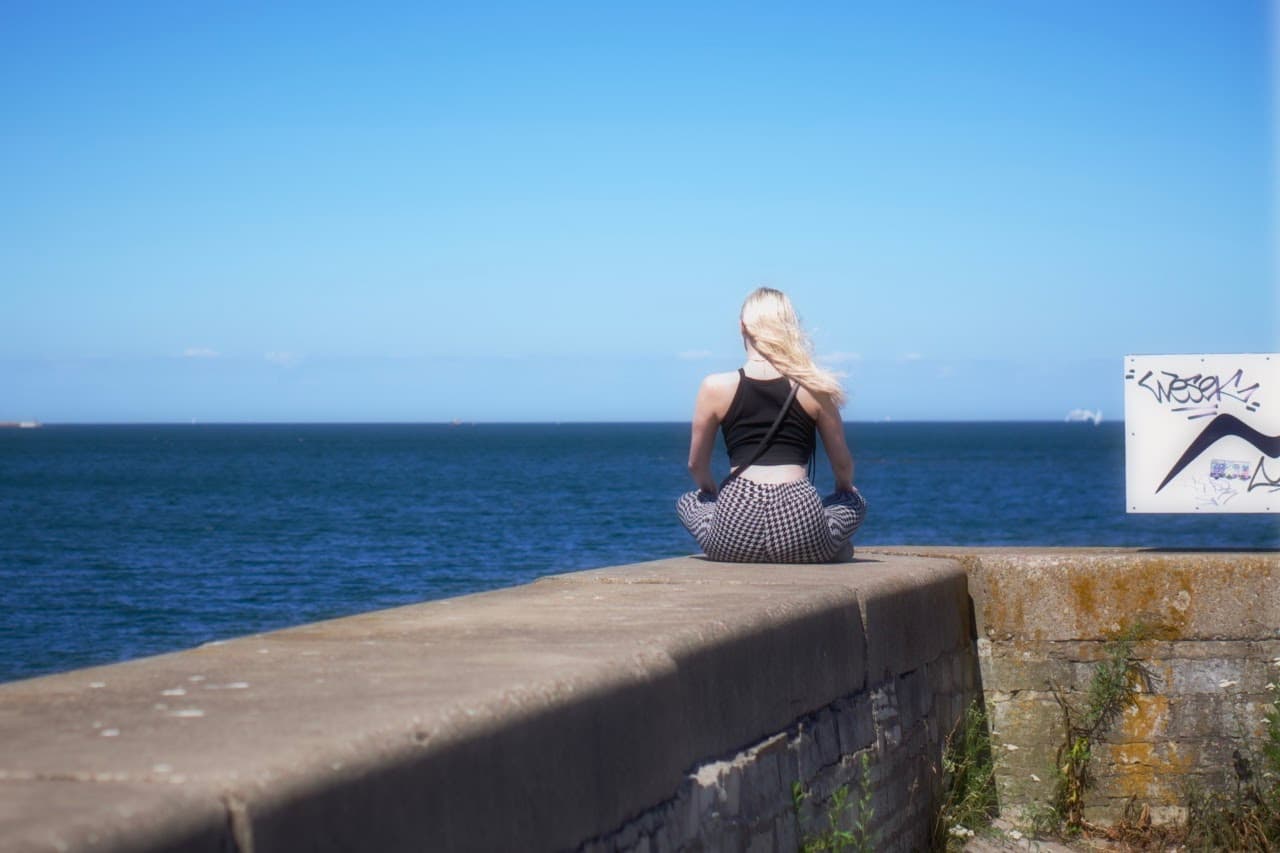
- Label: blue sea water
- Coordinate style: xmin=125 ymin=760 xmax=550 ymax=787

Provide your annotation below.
xmin=1 ymin=423 xmax=1276 ymax=684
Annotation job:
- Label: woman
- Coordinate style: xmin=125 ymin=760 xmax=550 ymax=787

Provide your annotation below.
xmin=676 ymin=288 xmax=867 ymax=562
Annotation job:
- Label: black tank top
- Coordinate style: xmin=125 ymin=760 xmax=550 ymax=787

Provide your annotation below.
xmin=721 ymin=369 xmax=817 ymax=467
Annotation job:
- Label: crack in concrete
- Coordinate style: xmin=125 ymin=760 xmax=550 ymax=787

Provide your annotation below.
xmin=222 ymin=792 xmax=254 ymax=853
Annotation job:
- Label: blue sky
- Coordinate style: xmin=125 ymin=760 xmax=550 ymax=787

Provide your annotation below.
xmin=2 ymin=2 xmax=1275 ymax=422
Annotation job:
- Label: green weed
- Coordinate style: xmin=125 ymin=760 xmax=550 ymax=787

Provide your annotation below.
xmin=1182 ymin=704 xmax=1280 ymax=851
xmin=1040 ymin=624 xmax=1157 ymax=835
xmin=932 ymin=700 xmax=999 ymax=850
xmin=795 ymin=752 xmax=876 ymax=853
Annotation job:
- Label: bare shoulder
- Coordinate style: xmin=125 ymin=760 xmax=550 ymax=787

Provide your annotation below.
xmin=696 ymin=370 xmax=740 ymax=417
xmin=701 ymin=370 xmax=740 ymax=393
xmin=795 ymin=385 xmax=835 ymax=421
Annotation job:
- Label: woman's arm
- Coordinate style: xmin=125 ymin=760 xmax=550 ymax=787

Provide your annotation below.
xmin=688 ymin=375 xmax=729 ymax=493
xmin=815 ymin=394 xmax=855 ymax=493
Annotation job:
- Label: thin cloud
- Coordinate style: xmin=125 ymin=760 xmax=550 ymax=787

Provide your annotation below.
xmin=900 ymin=352 xmax=924 ymax=362
xmin=677 ymin=349 xmax=714 ymax=360
xmin=265 ymin=351 xmax=302 ymax=367
xmin=182 ymin=347 xmax=220 ymax=359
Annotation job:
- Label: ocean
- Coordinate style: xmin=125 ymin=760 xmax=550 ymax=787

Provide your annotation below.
xmin=1 ymin=422 xmax=1275 ymax=684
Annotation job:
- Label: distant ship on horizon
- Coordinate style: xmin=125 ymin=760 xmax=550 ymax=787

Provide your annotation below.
xmin=1064 ymin=408 xmax=1103 ymax=426
xmin=0 ymin=421 xmax=41 ymax=429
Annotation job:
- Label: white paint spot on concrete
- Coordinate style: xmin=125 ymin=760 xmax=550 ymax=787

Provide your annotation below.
xmin=188 ymin=675 xmax=206 ymax=683
xmin=162 ymin=688 xmax=186 ymax=696
xmin=170 ymin=709 xmax=205 ymax=718
xmin=100 ymin=729 xmax=119 ymax=737
xmin=88 ymin=681 xmax=106 ymax=688
xmin=257 ymin=648 xmax=270 ymax=654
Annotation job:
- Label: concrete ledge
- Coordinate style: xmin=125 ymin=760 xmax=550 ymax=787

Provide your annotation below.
xmin=0 ymin=781 xmax=231 ymax=853
xmin=0 ymin=554 xmax=969 ymax=853
xmin=865 ymin=546 xmax=1280 ymax=642
xmin=867 ymin=546 xmax=1280 ymax=822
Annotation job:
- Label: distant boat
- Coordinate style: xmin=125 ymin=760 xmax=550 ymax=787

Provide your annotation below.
xmin=0 ymin=421 xmax=41 ymax=429
xmin=1065 ymin=409 xmax=1102 ymax=426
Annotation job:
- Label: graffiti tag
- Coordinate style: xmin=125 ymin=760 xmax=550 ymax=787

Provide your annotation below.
xmin=1129 ymin=368 xmax=1261 ymax=420
xmin=1247 ymin=457 xmax=1280 ymax=493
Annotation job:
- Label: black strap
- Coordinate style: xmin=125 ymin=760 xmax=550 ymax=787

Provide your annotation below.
xmin=718 ymin=381 xmax=800 ymax=491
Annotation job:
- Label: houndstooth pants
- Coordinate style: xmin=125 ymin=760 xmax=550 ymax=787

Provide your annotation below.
xmin=676 ymin=478 xmax=867 ymax=563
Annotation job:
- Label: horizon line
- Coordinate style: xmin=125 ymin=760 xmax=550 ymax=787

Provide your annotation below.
xmin=1 ymin=418 xmax=1122 ymax=426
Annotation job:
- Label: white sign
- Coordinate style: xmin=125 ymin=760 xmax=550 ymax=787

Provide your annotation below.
xmin=1124 ymin=354 xmax=1279 ymax=513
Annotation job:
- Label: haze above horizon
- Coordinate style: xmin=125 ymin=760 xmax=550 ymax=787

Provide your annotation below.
xmin=3 ymin=2 xmax=1276 ymax=422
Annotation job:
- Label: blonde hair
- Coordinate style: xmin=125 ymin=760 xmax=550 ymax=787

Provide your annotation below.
xmin=740 ymin=287 xmax=846 ymax=407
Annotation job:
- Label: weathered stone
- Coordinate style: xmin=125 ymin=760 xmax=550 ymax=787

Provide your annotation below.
xmin=744 ymin=826 xmax=773 ymax=853
xmin=881 ymin=547 xmax=1280 ymax=643
xmin=866 ymin=547 xmax=1280 ymax=828
xmin=815 ymin=709 xmax=842 ymax=768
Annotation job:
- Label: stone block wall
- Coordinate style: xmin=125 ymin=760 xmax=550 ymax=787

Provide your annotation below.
xmin=870 ymin=547 xmax=1280 ymax=825
xmin=582 ymin=643 xmax=980 ymax=852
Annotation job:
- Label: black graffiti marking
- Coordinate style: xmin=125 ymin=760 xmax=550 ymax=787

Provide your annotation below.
xmin=1247 ymin=456 xmax=1280 ymax=493
xmin=1171 ymin=406 xmax=1219 ymax=421
xmin=1135 ymin=369 xmax=1262 ymax=419
xmin=1156 ymin=414 xmax=1280 ymax=493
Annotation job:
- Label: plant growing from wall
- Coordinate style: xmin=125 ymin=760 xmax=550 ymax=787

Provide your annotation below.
xmin=794 ymin=752 xmax=876 ymax=852
xmin=932 ymin=700 xmax=999 ymax=850
xmin=1182 ymin=703 xmax=1280 ymax=850
xmin=1045 ymin=625 xmax=1156 ymax=835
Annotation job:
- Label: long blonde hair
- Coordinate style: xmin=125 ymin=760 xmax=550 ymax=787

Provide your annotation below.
xmin=740 ymin=287 xmax=846 ymax=407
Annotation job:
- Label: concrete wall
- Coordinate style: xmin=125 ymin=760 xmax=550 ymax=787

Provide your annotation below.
xmin=871 ymin=547 xmax=1280 ymax=825
xmin=6 ymin=548 xmax=1271 ymax=850
xmin=0 ymin=554 xmax=976 ymax=853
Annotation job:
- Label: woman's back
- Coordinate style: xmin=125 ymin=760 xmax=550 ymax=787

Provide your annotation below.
xmin=720 ymin=369 xmax=816 ymax=468
xmin=677 ymin=287 xmax=867 ymax=563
